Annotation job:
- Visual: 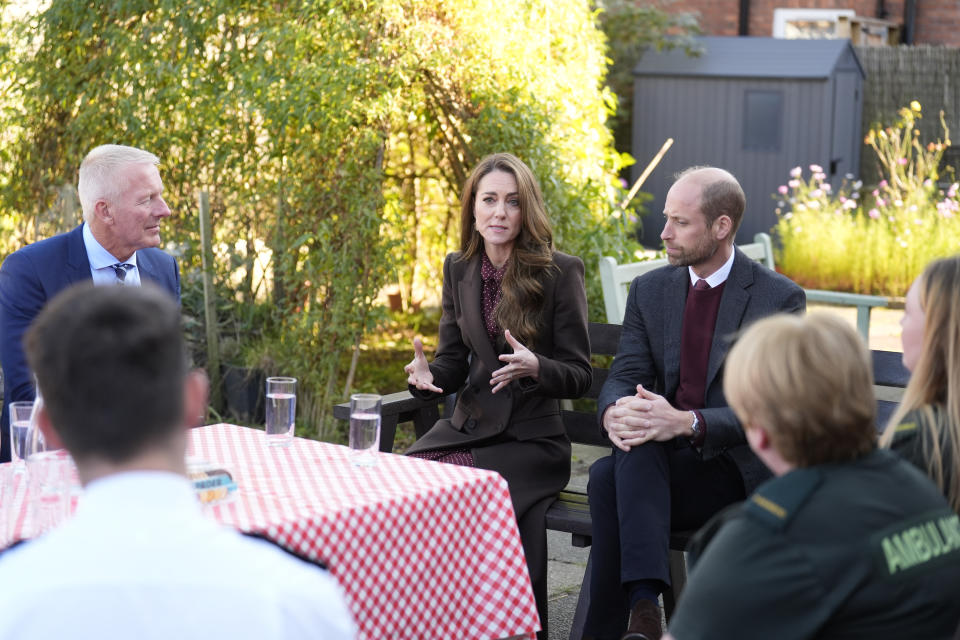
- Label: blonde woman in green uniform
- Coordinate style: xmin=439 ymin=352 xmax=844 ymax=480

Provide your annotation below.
xmin=665 ymin=313 xmax=960 ymax=640
xmin=881 ymin=255 xmax=960 ymax=513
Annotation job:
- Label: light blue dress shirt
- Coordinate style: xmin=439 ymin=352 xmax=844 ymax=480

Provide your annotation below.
xmin=82 ymin=223 xmax=142 ymax=287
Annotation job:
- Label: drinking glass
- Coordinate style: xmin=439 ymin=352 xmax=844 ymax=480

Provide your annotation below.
xmin=265 ymin=377 xmax=297 ymax=447
xmin=9 ymin=401 xmax=34 ymax=474
xmin=349 ymin=394 xmax=381 ymax=467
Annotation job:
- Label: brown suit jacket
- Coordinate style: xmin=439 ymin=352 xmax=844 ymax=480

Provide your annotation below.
xmin=408 ymin=250 xmax=591 ymax=516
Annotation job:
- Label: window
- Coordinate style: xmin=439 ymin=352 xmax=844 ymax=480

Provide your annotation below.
xmin=773 ymin=8 xmax=855 ymax=39
xmin=743 ymin=90 xmax=783 ymax=152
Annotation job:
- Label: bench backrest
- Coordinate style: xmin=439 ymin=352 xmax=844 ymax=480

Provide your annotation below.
xmin=599 ymin=232 xmax=775 ymax=324
xmin=562 ymin=322 xmax=622 ymax=447
xmin=562 ymin=323 xmax=910 ymax=446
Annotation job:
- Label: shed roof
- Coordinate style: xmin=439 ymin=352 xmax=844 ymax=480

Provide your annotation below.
xmin=633 ymin=36 xmax=865 ymax=80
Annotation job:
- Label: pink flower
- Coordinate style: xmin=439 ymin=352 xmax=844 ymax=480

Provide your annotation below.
xmin=778 ymin=185 xmax=789 ymax=195
xmin=872 ymin=189 xmax=879 ymax=197
xmin=879 ymin=180 xmax=888 ymax=188
xmin=898 ymin=158 xmax=908 ymax=166
xmin=877 ymin=198 xmax=886 ymax=207
xmin=813 ymin=172 xmax=827 ymax=182
xmin=868 ymin=209 xmax=880 ymax=219
xmin=790 ymin=166 xmax=802 ymax=178
xmin=788 ymin=179 xmax=800 ymax=189
xmin=809 ymin=164 xmax=823 ymax=173
xmin=843 ymin=199 xmax=857 ymax=210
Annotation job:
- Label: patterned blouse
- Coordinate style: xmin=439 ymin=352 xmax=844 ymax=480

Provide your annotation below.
xmin=480 ymin=253 xmax=506 ymax=345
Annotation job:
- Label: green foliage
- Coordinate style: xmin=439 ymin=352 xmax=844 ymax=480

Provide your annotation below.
xmin=774 ymin=103 xmax=959 ymax=296
xmin=594 ymin=0 xmax=700 ymax=158
xmin=378 ymin=0 xmax=643 ymax=316
xmin=0 ymin=0 xmax=645 ymax=438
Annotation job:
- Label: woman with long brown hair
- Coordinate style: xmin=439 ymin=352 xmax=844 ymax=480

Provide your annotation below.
xmin=404 ymin=153 xmax=591 ymax=638
xmin=881 ymin=255 xmax=960 ymax=512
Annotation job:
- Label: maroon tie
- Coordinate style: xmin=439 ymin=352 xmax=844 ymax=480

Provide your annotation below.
xmin=694 ymin=278 xmax=710 ymax=290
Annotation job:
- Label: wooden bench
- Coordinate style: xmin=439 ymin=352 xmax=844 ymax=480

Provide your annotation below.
xmin=333 ymin=324 xmax=910 ymax=640
xmin=803 ymin=288 xmax=890 ymax=342
xmin=599 ymin=232 xmax=775 ymax=325
xmin=599 ymin=232 xmax=892 ymax=341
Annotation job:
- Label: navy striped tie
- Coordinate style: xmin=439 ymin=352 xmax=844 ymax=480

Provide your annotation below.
xmin=110 ymin=263 xmax=133 ymax=285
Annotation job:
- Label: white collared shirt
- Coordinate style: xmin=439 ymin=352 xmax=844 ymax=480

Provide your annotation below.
xmin=688 ymin=246 xmax=736 ymax=288
xmin=0 ymin=471 xmax=356 ymax=640
xmin=82 ymin=222 xmax=142 ymax=287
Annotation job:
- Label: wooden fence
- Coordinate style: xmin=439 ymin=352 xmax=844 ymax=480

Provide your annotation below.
xmin=856 ymin=45 xmax=960 ymax=182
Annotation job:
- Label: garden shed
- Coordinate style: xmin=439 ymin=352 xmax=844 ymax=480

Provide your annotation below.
xmin=632 ymin=36 xmax=865 ymax=246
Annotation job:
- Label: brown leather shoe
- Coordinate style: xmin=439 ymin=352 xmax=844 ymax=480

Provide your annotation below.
xmin=620 ymin=599 xmax=663 ymax=640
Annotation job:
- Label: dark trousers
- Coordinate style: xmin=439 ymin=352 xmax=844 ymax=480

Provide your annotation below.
xmin=584 ymin=441 xmax=745 ymax=638
xmin=518 ymin=497 xmax=553 ymax=640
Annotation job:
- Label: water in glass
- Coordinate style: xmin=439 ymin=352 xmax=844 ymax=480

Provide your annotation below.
xmin=349 ymin=394 xmax=381 ymax=466
xmin=265 ymin=376 xmax=297 ymax=447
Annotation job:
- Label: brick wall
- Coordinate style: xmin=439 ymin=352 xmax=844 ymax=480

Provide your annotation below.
xmin=657 ymin=0 xmax=740 ymax=35
xmin=645 ymin=0 xmax=960 ymax=46
xmin=914 ymin=0 xmax=960 ymax=45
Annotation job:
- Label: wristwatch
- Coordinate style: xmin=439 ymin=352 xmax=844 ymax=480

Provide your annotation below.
xmin=689 ymin=411 xmax=701 ymax=439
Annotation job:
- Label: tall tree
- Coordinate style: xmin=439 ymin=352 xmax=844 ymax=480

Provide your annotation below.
xmin=0 ymin=0 xmax=643 ymax=434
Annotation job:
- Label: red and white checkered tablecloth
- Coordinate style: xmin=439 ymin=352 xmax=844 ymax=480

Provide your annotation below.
xmin=191 ymin=424 xmax=540 ymax=640
xmin=2 ymin=424 xmax=540 ymax=640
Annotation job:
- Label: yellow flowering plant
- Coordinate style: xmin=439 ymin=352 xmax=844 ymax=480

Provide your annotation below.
xmin=774 ymin=102 xmax=959 ymax=296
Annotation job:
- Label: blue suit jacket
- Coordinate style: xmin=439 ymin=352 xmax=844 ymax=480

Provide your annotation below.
xmin=0 ymin=224 xmax=180 ymax=461
xmin=597 ymin=247 xmax=806 ymax=493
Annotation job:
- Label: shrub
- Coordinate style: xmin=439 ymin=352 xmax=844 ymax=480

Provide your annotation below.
xmin=0 ymin=0 xmax=644 ymax=441
xmin=774 ymin=102 xmax=959 ymax=296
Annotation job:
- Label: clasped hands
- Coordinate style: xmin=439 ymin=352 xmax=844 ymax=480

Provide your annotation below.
xmin=404 ymin=329 xmax=539 ymax=395
xmin=603 ymin=384 xmax=694 ymax=452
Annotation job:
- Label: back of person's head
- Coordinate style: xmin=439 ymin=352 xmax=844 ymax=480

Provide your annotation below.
xmin=77 ymin=144 xmax=160 ymax=222
xmin=724 ymin=313 xmax=876 ymax=467
xmin=24 ymin=283 xmax=185 ymax=464
xmin=882 ymin=254 xmax=960 ymax=511
xmin=673 ymin=166 xmax=746 ymax=236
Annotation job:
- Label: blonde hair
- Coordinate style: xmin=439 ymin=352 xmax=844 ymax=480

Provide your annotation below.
xmin=725 ymin=313 xmax=876 ymax=467
xmin=459 ymin=153 xmax=555 ymax=347
xmin=881 ymin=255 xmax=960 ymax=511
xmin=78 ymin=144 xmax=160 ymax=222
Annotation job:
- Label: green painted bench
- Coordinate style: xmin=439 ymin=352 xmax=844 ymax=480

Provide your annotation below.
xmin=599 ymin=231 xmax=891 ymax=341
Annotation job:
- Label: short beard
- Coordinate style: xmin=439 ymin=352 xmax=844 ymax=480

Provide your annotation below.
xmin=667 ymin=234 xmax=719 ymax=268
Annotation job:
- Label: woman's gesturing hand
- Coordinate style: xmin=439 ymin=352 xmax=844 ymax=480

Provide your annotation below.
xmin=490 ymin=329 xmax=540 ymax=393
xmin=404 ymin=337 xmax=443 ymax=393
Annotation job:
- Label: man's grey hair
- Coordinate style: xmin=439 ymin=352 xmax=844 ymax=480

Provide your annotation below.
xmin=77 ymin=145 xmax=160 ymax=223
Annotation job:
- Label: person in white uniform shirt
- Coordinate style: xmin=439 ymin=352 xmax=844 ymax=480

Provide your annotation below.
xmin=0 ymin=283 xmax=356 ymax=640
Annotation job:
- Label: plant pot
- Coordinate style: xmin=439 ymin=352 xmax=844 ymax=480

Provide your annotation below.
xmin=221 ymin=364 xmax=265 ymax=424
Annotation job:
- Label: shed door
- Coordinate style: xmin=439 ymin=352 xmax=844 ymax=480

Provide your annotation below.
xmin=831 ymin=71 xmax=860 ymax=181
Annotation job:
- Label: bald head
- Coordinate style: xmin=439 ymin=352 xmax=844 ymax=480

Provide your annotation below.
xmin=673 ymin=166 xmax=746 ymax=239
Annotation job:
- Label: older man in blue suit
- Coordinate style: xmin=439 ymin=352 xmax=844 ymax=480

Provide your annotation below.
xmin=584 ymin=167 xmax=806 ymax=640
xmin=0 ymin=144 xmax=180 ymax=462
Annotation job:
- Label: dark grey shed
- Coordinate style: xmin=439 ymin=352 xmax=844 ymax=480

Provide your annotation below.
xmin=631 ymin=36 xmax=865 ymax=246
